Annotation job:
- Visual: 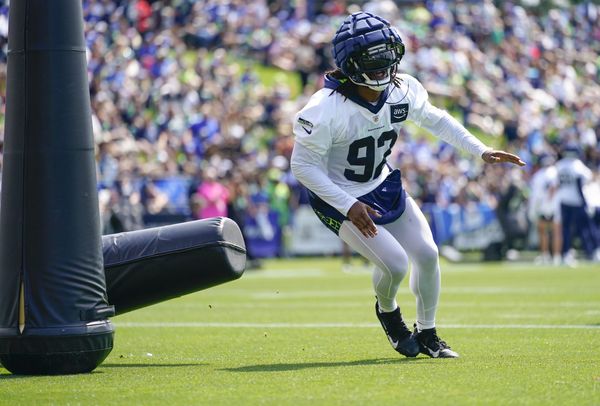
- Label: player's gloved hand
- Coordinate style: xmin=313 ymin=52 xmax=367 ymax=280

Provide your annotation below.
xmin=482 ymin=149 xmax=526 ymax=166
xmin=347 ymin=201 xmax=381 ymax=238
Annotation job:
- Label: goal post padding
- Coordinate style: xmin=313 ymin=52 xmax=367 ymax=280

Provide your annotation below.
xmin=103 ymin=217 xmax=246 ymax=315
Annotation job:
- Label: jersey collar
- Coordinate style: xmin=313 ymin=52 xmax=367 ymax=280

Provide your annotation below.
xmin=324 ymin=74 xmax=391 ymax=114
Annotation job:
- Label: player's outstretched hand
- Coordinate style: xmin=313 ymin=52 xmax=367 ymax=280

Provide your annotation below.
xmin=482 ymin=149 xmax=526 ymax=166
xmin=347 ymin=201 xmax=381 ymax=238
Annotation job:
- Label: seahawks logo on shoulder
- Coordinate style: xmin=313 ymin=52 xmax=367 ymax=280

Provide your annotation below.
xmin=298 ymin=117 xmax=314 ymax=134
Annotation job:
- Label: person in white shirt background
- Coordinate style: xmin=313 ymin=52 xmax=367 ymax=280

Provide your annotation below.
xmin=291 ymin=11 xmax=525 ymax=359
xmin=528 ymin=154 xmax=561 ymax=265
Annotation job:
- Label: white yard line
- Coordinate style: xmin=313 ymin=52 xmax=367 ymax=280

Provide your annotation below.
xmin=154 ymin=301 xmax=599 ymax=309
xmin=114 ymin=322 xmax=600 ymax=329
xmin=246 ymin=287 xmax=569 ymax=300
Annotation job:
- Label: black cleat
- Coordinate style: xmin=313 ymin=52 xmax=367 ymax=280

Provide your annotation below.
xmin=375 ymin=303 xmax=420 ymax=357
xmin=412 ymin=325 xmax=459 ymax=358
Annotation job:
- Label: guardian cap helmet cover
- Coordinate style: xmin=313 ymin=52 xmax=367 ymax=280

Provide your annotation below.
xmin=332 ymin=12 xmax=405 ymax=91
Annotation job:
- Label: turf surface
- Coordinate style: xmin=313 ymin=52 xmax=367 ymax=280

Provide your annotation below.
xmin=1 ymin=258 xmax=599 ymax=405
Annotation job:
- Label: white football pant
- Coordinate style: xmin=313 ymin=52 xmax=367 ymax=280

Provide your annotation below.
xmin=339 ymin=197 xmax=440 ymax=330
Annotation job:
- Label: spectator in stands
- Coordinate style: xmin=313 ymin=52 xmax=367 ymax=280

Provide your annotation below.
xmin=192 ymin=167 xmax=229 ymax=220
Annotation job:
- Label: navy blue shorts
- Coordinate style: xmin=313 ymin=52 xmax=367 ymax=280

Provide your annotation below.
xmin=308 ymin=169 xmax=407 ymax=235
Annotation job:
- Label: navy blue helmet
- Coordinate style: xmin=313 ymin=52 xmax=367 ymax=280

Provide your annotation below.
xmin=539 ymin=152 xmax=555 ymax=166
xmin=332 ymin=12 xmax=405 ymax=91
xmin=562 ymin=143 xmax=581 ymax=158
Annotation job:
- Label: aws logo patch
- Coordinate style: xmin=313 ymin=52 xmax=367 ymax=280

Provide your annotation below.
xmin=390 ymin=103 xmax=409 ymax=123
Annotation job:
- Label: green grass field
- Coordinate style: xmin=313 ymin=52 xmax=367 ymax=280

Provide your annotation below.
xmin=1 ymin=258 xmax=599 ymax=405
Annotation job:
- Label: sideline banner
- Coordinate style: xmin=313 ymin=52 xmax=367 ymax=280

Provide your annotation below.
xmin=244 ymin=211 xmax=282 ymax=258
xmin=245 ymin=203 xmax=503 ymax=257
xmin=422 ymin=203 xmax=504 ymax=250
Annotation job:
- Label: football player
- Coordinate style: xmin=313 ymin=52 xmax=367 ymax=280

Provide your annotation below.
xmin=290 ymin=12 xmax=525 ymax=358
xmin=554 ymin=145 xmax=598 ymax=265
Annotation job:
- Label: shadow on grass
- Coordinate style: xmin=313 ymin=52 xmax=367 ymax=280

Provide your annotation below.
xmin=0 ymin=371 xmax=102 ymax=379
xmin=222 ymin=357 xmax=423 ymax=372
xmin=101 ymin=363 xmax=207 ymax=368
xmin=0 ymin=373 xmax=26 ymax=380
xmin=0 ymin=363 xmax=207 ymax=378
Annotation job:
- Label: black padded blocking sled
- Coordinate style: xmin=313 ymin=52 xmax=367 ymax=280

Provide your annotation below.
xmin=103 ymin=217 xmax=246 ymax=315
xmin=0 ymin=0 xmax=115 ymax=374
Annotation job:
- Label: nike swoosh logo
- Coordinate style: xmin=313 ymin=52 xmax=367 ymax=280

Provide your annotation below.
xmin=426 ymin=346 xmax=440 ymax=357
xmin=388 ymin=336 xmax=399 ymax=348
xmin=302 ymin=126 xmax=312 ymax=134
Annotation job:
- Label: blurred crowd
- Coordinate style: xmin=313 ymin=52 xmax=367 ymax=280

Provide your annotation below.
xmin=0 ymin=0 xmax=598 ymax=258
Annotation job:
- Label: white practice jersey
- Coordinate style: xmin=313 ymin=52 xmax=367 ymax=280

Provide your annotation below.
xmin=291 ymin=73 xmax=489 ymax=216
xmin=555 ymin=157 xmax=592 ymax=206
xmin=529 ymin=165 xmax=558 ymax=218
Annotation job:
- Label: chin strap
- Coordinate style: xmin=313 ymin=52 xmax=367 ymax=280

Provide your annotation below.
xmin=364 ymin=81 xmax=389 ymax=92
xmin=350 ymin=72 xmax=392 ymax=91
xmin=350 ymin=65 xmax=397 ymax=91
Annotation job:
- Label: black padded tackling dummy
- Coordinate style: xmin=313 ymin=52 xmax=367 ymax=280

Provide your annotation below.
xmin=0 ymin=0 xmax=114 ymax=374
xmin=103 ymin=217 xmax=246 ymax=315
